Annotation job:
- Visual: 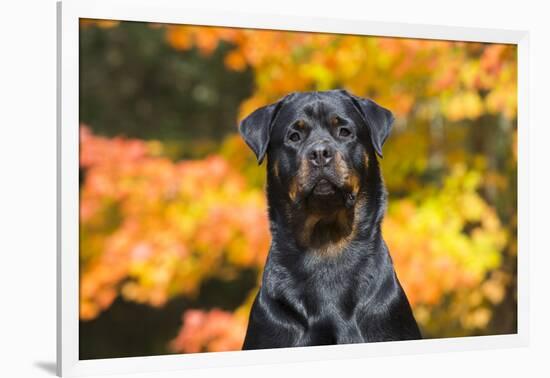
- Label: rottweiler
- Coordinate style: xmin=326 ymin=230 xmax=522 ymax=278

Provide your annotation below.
xmin=238 ymin=89 xmax=421 ymax=350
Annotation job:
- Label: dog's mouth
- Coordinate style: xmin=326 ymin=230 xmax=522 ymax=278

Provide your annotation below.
xmin=312 ymin=178 xmax=337 ymax=196
xmin=304 ymin=177 xmax=356 ymax=210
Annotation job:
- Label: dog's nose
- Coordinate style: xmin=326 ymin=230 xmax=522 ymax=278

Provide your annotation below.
xmin=307 ymin=143 xmax=334 ymax=167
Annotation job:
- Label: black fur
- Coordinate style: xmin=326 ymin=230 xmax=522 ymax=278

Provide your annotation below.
xmin=239 ymin=90 xmax=421 ymax=349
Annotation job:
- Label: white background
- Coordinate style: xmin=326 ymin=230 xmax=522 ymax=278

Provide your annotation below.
xmin=0 ymin=0 xmax=548 ymax=377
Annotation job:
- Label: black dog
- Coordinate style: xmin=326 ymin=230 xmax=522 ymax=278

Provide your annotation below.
xmin=239 ymin=90 xmax=421 ymax=350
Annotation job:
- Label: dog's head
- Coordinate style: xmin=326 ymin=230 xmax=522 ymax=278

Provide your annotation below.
xmin=239 ymin=90 xmax=393 ymax=255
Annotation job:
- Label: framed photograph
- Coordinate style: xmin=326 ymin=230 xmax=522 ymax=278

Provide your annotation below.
xmin=57 ymin=0 xmax=529 ymax=376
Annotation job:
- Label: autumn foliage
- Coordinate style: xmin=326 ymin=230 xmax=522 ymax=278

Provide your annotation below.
xmin=80 ymin=20 xmax=518 ymax=355
xmin=80 ymin=127 xmax=269 ymax=320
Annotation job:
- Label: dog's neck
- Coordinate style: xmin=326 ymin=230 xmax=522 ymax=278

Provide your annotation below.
xmin=290 ymin=196 xmax=360 ymax=257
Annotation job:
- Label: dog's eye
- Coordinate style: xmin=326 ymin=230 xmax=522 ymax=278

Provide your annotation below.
xmin=338 ymin=127 xmax=352 ymax=138
xmin=288 ymin=132 xmax=301 ymax=142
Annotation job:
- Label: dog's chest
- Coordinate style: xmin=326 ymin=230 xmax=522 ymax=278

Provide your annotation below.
xmin=294 ymin=272 xmax=365 ymax=344
xmin=302 ymin=266 xmax=358 ymax=316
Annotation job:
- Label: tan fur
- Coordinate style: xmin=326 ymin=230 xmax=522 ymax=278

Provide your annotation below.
xmin=333 ymin=152 xmax=348 ymax=181
xmin=334 ymin=152 xmax=360 ymax=195
xmin=289 ymin=158 xmax=309 ymax=202
xmin=348 ymin=173 xmax=360 ymax=196
xmin=298 ymin=158 xmax=309 ymax=185
xmin=298 ymin=213 xmax=322 ymax=247
xmin=303 ymin=195 xmax=366 ymax=258
xmin=288 ymin=179 xmax=297 ymax=202
xmin=272 ymin=159 xmax=280 ymax=180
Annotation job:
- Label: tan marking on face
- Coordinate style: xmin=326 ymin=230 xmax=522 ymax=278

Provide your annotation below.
xmin=333 ymin=152 xmax=348 ymax=176
xmin=291 ymin=157 xmax=310 ymax=200
xmin=299 ymin=157 xmax=309 ymax=179
xmin=272 ymin=158 xmax=280 ymax=180
xmin=348 ymin=173 xmax=360 ymax=195
xmin=333 ymin=151 xmax=361 ymax=195
xmin=288 ymin=178 xmax=298 ymax=202
xmin=296 ymin=120 xmax=305 ymax=128
xmin=333 ymin=152 xmax=354 ymax=190
xmin=330 ymin=116 xmax=339 ymax=127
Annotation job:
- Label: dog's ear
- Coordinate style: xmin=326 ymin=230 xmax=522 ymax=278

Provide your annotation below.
xmin=339 ymin=90 xmax=394 ymax=158
xmin=238 ymin=97 xmax=286 ymax=164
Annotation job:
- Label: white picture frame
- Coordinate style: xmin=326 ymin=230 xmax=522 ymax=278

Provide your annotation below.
xmin=57 ymin=0 xmax=530 ymax=376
